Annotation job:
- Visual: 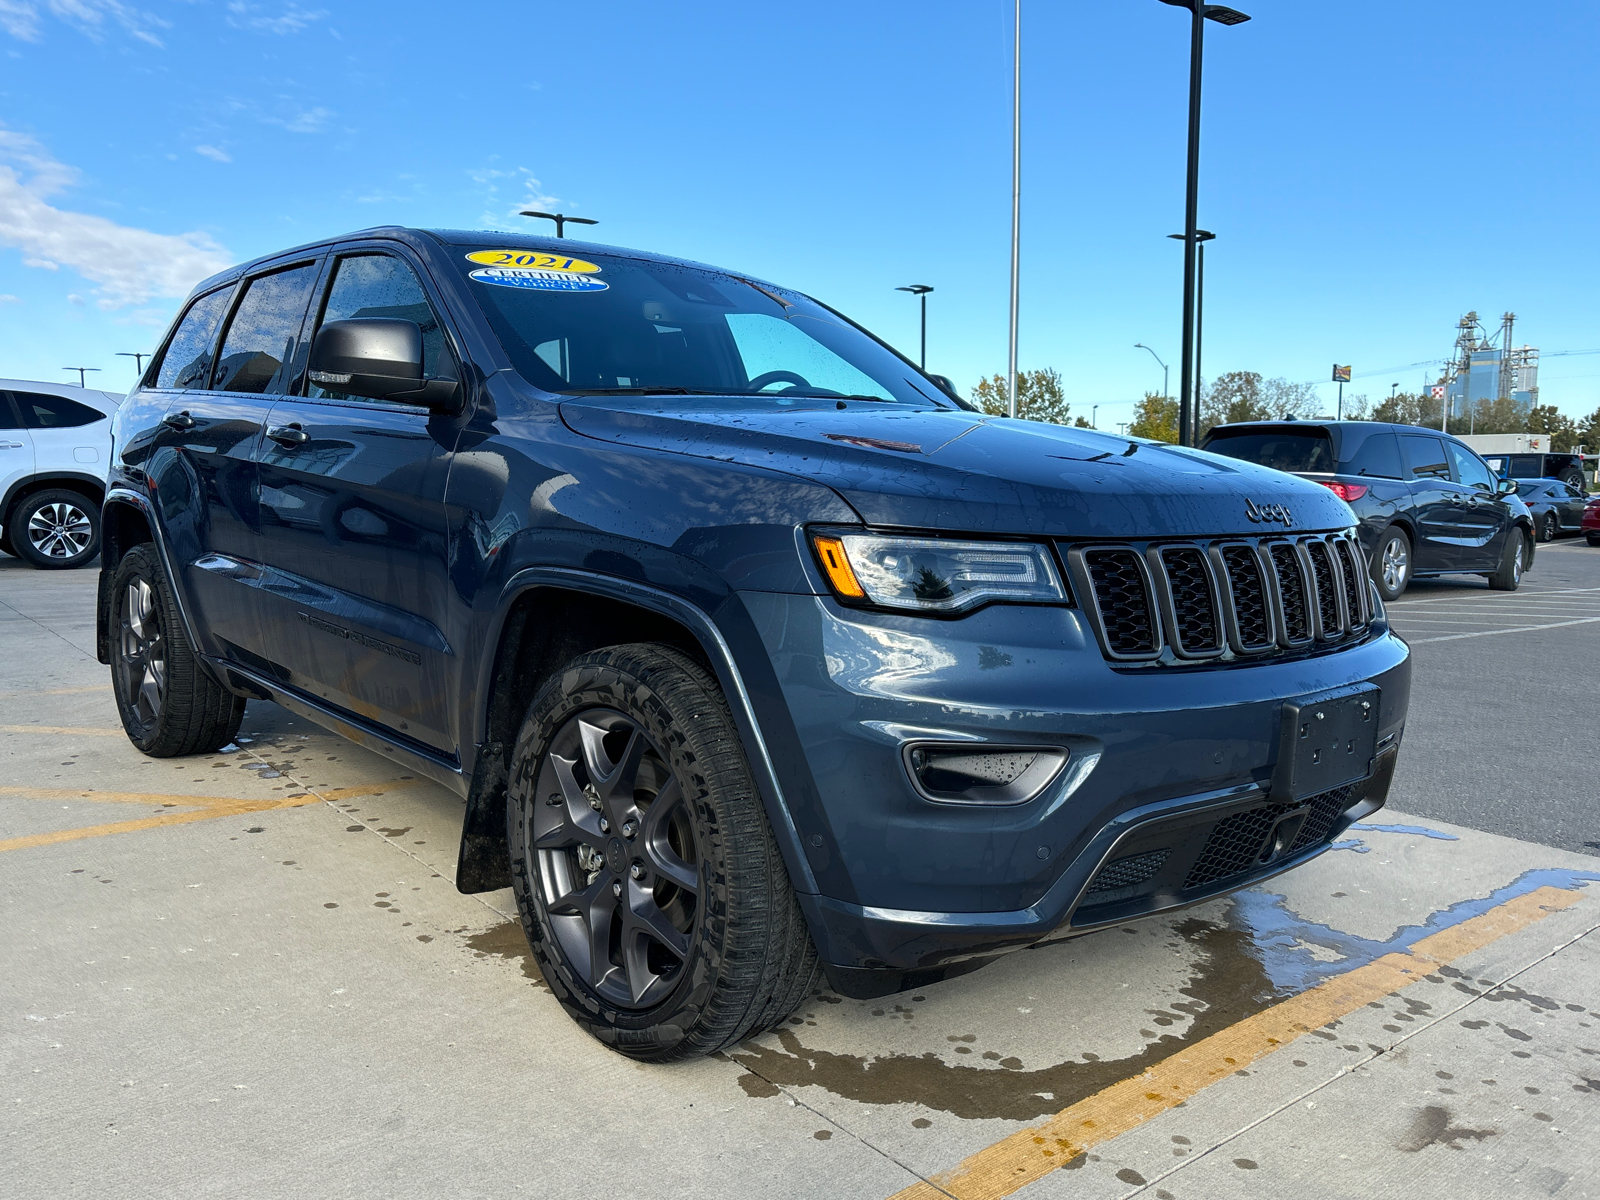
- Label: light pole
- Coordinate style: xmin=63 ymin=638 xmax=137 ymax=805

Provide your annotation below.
xmin=1007 ymin=0 xmax=1021 ymax=419
xmin=895 ymin=285 xmax=934 ymax=369
xmin=1134 ymin=343 xmax=1170 ymax=403
xmin=117 ymin=352 xmax=149 ymax=377
xmin=1159 ymin=0 xmax=1251 ymax=445
xmin=1168 ymin=230 xmax=1214 ymax=433
xmin=1391 ymin=382 xmax=1399 ymax=401
xmin=62 ymin=367 xmax=100 ymax=387
xmin=1091 ymin=404 xmax=1100 ymax=428
xmin=520 ymin=211 xmax=598 ymax=238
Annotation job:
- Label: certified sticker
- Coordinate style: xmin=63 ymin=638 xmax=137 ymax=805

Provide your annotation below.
xmin=465 ymin=249 xmax=600 ymax=273
xmin=468 ymin=267 xmax=609 ymax=293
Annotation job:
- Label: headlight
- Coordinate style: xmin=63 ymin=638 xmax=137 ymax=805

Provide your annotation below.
xmin=811 ymin=532 xmax=1067 ymax=614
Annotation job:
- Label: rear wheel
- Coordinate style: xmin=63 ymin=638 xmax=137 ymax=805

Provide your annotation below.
xmin=1540 ymin=511 xmax=1559 ymax=542
xmin=1371 ymin=527 xmax=1411 ymax=601
xmin=8 ymin=488 xmax=100 ymax=569
xmin=506 ymin=643 xmax=820 ymax=1061
xmin=110 ymin=544 xmax=245 ymax=755
xmin=1488 ymin=527 xmax=1525 ymax=591
xmin=1558 ymin=468 xmax=1584 ymax=491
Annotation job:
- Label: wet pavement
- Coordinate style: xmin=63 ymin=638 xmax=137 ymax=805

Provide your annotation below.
xmin=2 ymin=552 xmax=1597 ymax=1199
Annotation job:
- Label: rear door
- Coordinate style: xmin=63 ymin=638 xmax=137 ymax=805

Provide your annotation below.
xmin=0 ymin=394 xmax=35 ymax=528
xmin=1444 ymin=440 xmax=1512 ymax=569
xmin=1399 ymin=433 xmax=1459 ymax=571
xmin=1557 ymin=482 xmax=1588 ymax=529
xmin=9 ymin=390 xmax=110 ymax=482
xmin=251 ymin=247 xmax=463 ymax=755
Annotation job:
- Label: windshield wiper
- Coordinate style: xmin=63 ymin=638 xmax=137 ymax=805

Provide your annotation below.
xmin=735 ymin=278 xmax=794 ymax=311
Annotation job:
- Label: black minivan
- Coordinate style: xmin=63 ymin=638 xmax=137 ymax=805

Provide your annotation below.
xmin=1202 ymin=420 xmax=1535 ymax=600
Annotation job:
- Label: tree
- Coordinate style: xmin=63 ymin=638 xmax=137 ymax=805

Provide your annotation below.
xmin=1129 ymin=391 xmax=1179 ymax=443
xmin=971 ymin=368 xmax=1074 ymax=425
xmin=1371 ymin=390 xmax=1443 ymax=429
xmin=1575 ymin=405 xmax=1600 ymax=455
xmin=1198 ymin=371 xmax=1323 ymax=436
xmin=1463 ymin=395 xmax=1524 ymax=435
xmin=1527 ymin=404 xmax=1579 ymax=452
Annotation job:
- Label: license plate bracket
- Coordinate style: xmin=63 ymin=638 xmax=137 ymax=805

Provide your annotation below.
xmin=1272 ymin=684 xmax=1380 ymax=802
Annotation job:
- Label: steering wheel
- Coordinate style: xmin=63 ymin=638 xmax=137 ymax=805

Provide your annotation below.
xmin=746 ymin=370 xmax=812 ymax=394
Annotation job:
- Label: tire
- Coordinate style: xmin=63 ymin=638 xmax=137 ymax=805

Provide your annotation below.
xmin=1370 ymin=527 xmax=1411 ymax=601
xmin=7 ymin=488 xmax=100 ymax=569
xmin=1540 ymin=512 xmax=1559 ymax=543
xmin=1488 ymin=527 xmax=1525 ymax=591
xmin=1558 ymin=468 xmax=1584 ymax=491
xmin=109 ymin=544 xmax=245 ymax=756
xmin=506 ymin=643 xmax=820 ymax=1061
xmin=1588 ymin=534 xmax=1600 ymax=548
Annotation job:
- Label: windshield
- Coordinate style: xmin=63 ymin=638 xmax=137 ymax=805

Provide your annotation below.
xmin=1202 ymin=428 xmax=1335 ymax=473
xmin=449 ymin=245 xmax=951 ymax=407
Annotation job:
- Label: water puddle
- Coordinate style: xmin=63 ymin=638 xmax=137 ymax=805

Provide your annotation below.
xmin=464 ymin=918 xmax=550 ymax=991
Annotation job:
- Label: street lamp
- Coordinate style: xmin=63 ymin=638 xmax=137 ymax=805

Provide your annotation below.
xmin=520 ymin=211 xmax=598 ymax=238
xmin=117 ymin=351 xmax=149 ymax=376
xmin=895 ymin=285 xmax=934 ymax=370
xmin=1168 ymin=229 xmax=1214 ymax=431
xmin=1134 ymin=343 xmax=1170 ymax=403
xmin=1091 ymin=404 xmax=1100 ymax=428
xmin=1391 ymin=382 xmax=1399 ymax=401
xmin=62 ymin=367 xmax=100 ymax=387
xmin=1007 ymin=0 xmax=1021 ymax=419
xmin=1159 ymin=0 xmax=1251 ymax=446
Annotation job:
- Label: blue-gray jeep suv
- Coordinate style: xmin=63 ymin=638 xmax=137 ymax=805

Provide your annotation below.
xmin=98 ymin=228 xmax=1411 ymax=1060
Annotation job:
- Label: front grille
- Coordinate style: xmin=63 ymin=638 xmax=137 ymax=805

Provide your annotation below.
xmin=1085 ymin=849 xmax=1170 ymax=894
xmin=1082 ymin=549 xmax=1158 ymax=657
xmin=1069 ymin=533 xmax=1370 ymax=667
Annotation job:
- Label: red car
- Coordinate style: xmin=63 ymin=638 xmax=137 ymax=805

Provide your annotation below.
xmin=1584 ymin=495 xmax=1600 ymax=546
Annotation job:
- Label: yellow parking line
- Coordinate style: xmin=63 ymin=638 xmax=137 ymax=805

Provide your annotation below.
xmin=887 ymin=885 xmax=1585 ymax=1200
xmin=0 ymin=684 xmax=112 ymax=700
xmin=0 ymin=778 xmax=433 ymax=853
xmin=0 ymin=725 xmax=127 ymax=736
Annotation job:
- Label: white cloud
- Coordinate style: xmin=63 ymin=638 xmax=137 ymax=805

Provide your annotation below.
xmin=0 ymin=292 xmax=20 ymax=304
xmin=0 ymin=127 xmax=230 ymax=308
xmin=66 ymin=291 xmax=83 ymax=304
xmin=226 ymin=2 xmax=325 ymax=35
xmin=470 ymin=163 xmax=562 ymax=230
xmin=194 ymin=144 xmax=231 ymax=162
xmin=1 ymin=0 xmax=168 ymax=46
xmin=267 ymin=104 xmax=331 ymax=134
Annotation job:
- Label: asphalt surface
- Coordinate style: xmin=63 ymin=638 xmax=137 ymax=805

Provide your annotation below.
xmin=1385 ymin=537 xmax=1600 ymax=856
xmin=3 ymin=546 xmax=1599 ymax=1200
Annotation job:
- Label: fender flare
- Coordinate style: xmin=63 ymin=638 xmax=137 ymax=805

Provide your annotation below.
xmin=455 ymin=567 xmax=819 ymax=898
xmin=2 ymin=470 xmax=106 ymax=523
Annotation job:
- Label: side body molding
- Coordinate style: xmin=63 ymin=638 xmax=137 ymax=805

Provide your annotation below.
xmin=454 ymin=566 xmax=819 ymax=899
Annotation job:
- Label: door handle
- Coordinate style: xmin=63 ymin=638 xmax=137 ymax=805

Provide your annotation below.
xmin=266 ymin=423 xmax=309 ymax=447
xmin=0 ymin=440 xmax=23 ymax=449
xmin=162 ymin=410 xmax=198 ymax=431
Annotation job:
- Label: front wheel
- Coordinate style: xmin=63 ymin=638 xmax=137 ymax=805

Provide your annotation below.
xmin=1488 ymin=528 xmax=1526 ymax=591
xmin=110 ymin=544 xmax=245 ymax=755
xmin=506 ymin=643 xmax=820 ymax=1061
xmin=1371 ymin=527 xmax=1411 ymax=601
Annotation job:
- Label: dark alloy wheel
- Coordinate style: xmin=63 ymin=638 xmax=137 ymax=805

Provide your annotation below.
xmin=8 ymin=488 xmax=100 ymax=569
xmin=1540 ymin=512 xmax=1559 ymax=543
xmin=507 ymin=643 xmax=820 ymax=1061
xmin=109 ymin=544 xmax=245 ymax=756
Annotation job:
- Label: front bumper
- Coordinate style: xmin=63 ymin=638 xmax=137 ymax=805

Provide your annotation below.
xmin=737 ymin=591 xmax=1411 ymax=992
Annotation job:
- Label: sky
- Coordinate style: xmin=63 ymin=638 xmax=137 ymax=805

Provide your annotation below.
xmin=1 ymin=0 xmax=1598 ymax=431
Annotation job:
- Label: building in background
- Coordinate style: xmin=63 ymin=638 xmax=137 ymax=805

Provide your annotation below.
xmin=1442 ymin=311 xmax=1539 ymax=421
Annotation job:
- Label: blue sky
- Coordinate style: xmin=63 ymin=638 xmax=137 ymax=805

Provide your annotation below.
xmin=2 ymin=0 xmax=1597 ymax=429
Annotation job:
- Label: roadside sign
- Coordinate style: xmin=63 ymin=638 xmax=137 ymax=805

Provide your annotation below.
xmin=1430 ymin=385 xmax=1446 ymax=399
xmin=1332 ymin=365 xmax=1352 ymax=383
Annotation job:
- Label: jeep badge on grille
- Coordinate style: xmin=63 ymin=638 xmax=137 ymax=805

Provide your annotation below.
xmin=1245 ymin=499 xmax=1293 ymax=526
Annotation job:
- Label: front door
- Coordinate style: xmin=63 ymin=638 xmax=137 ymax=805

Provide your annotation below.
xmin=250 ymin=250 xmax=462 ymax=756
xmin=1399 ymin=433 xmax=1458 ymax=572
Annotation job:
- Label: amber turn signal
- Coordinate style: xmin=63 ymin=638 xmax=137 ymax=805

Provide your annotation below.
xmin=812 ymin=534 xmax=865 ymax=599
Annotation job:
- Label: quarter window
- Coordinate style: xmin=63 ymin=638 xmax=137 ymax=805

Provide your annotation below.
xmin=11 ymin=391 xmax=104 ymax=428
xmin=309 ymin=254 xmax=455 ymax=401
xmin=214 ymin=264 xmax=320 ymax=395
xmin=1400 ymin=434 xmax=1450 ymax=481
xmin=155 ymin=286 xmax=233 ymax=390
xmin=1335 ymin=429 xmax=1403 ymax=479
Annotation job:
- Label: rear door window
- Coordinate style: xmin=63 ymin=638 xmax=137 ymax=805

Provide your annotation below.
xmin=1335 ymin=429 xmax=1403 ymax=478
xmin=1202 ymin=429 xmax=1334 ymax=472
xmin=12 ymin=391 xmax=104 ymax=428
xmin=214 ymin=263 xmax=320 ymax=395
xmin=1507 ymin=454 xmax=1542 ymax=476
xmin=155 ymin=286 xmax=233 ymax=390
xmin=1400 ymin=434 xmax=1450 ymax=481
xmin=0 ymin=394 xmax=25 ymax=429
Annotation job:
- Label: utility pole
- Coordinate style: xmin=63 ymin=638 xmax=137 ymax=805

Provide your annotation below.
xmin=1007 ymin=0 xmax=1021 ymax=419
xmin=117 ymin=352 xmax=149 ymax=376
xmin=62 ymin=367 xmax=100 ymax=387
xmin=520 ymin=211 xmax=598 ymax=238
xmin=895 ymin=285 xmax=934 ymax=369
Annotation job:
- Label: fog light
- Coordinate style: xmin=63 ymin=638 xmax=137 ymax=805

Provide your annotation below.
xmin=903 ymin=743 xmax=1068 ymax=806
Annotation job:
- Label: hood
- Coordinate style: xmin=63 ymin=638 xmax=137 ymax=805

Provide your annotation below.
xmin=559 ymin=399 xmax=1356 ymax=539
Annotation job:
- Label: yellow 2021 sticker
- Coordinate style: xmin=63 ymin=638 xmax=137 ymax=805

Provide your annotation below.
xmin=465 ymin=249 xmax=600 ymax=273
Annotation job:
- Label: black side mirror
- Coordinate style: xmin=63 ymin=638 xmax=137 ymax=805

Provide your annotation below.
xmin=308 ymin=318 xmax=459 ymax=412
xmin=926 ymin=373 xmax=960 ymax=399
xmin=1495 ymin=477 xmax=1518 ymax=497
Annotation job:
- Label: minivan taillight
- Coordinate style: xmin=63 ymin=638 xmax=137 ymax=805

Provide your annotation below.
xmin=1318 ymin=481 xmax=1369 ymax=502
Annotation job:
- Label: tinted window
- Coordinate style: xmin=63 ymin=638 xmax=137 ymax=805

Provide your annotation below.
xmin=1336 ymin=428 xmax=1403 ymax=478
xmin=1508 ymin=454 xmax=1542 ymax=476
xmin=309 ymin=254 xmax=455 ymax=401
xmin=1202 ymin=429 xmax=1334 ymax=473
xmin=1514 ymin=481 xmax=1547 ymax=498
xmin=214 ymin=264 xmax=319 ymax=395
xmin=0 ymin=394 xmax=23 ymax=430
xmin=13 ymin=391 xmax=104 ymax=428
xmin=1401 ymin=434 xmax=1450 ymax=481
xmin=1562 ymin=483 xmax=1585 ymax=499
xmin=155 ymin=286 xmax=233 ymax=390
xmin=1446 ymin=441 xmax=1495 ymax=492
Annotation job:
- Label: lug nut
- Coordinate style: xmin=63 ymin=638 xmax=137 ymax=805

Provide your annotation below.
xmin=629 ymin=862 xmax=646 ymax=881
xmin=612 ymin=881 xmax=622 ymax=898
xmin=585 ymin=784 xmax=603 ymax=812
xmin=621 ymin=819 xmax=638 ymax=839
xmin=598 ymin=817 xmax=610 ymax=833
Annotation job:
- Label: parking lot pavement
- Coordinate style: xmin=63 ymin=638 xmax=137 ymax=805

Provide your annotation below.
xmin=4 ymin=556 xmax=1598 ymax=1199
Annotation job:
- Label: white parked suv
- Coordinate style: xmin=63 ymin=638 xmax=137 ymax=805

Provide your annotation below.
xmin=1 ymin=379 xmax=122 ymax=569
